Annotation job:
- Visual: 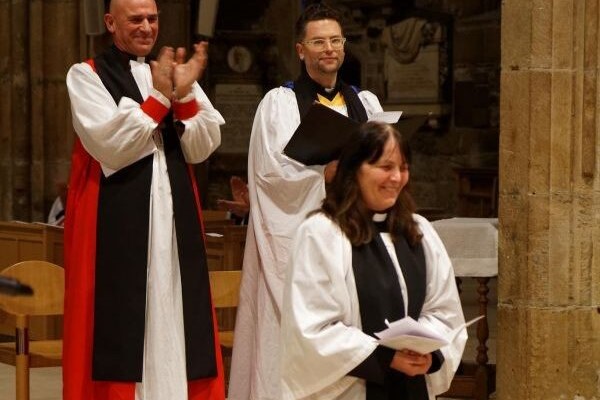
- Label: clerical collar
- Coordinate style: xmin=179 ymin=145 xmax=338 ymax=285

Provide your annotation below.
xmin=299 ymin=68 xmax=340 ymax=101
xmin=109 ymin=44 xmax=146 ymax=70
xmin=315 ymin=79 xmax=340 ymax=101
xmin=373 ymin=213 xmax=388 ymax=232
xmin=373 ymin=213 xmax=387 ymax=222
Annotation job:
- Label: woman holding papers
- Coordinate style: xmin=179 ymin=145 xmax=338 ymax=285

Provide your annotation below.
xmin=281 ymin=122 xmax=466 ymax=400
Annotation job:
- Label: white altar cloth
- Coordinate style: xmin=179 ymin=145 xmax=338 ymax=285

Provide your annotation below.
xmin=431 ymin=218 xmax=498 ymax=278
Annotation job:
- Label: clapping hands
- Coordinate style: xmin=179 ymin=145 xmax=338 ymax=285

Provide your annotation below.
xmin=150 ymin=41 xmax=209 ymax=101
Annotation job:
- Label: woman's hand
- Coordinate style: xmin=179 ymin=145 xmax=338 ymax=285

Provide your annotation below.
xmin=389 ymin=349 xmax=432 ymax=376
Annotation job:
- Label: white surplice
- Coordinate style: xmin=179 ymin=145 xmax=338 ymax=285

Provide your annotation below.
xmin=228 ymin=86 xmax=383 ymax=400
xmin=280 ymin=213 xmax=467 ymax=400
xmin=66 ymin=59 xmax=224 ymax=400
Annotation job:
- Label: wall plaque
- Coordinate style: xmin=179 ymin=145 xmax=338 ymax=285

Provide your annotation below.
xmin=213 ymin=83 xmax=263 ymax=154
xmin=385 ymin=44 xmax=440 ymax=102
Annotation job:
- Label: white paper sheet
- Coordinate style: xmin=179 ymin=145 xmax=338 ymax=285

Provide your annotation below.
xmin=369 ymin=111 xmax=402 ymax=124
xmin=375 ymin=315 xmax=484 ymax=354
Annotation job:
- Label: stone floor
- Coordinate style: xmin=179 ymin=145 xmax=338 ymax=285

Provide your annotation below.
xmin=0 ymin=278 xmax=497 ymax=399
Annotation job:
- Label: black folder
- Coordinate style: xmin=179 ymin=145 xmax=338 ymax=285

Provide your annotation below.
xmin=283 ymin=103 xmax=425 ymax=166
xmin=283 ymin=103 xmax=361 ymax=166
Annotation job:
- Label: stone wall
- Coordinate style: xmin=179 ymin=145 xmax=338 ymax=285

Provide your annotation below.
xmin=0 ymin=0 xmax=80 ymax=222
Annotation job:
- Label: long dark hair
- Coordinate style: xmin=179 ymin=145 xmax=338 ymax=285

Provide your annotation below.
xmin=321 ymin=121 xmax=421 ymax=246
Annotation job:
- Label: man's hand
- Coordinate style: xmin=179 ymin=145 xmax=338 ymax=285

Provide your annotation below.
xmin=230 ymin=176 xmax=249 ymax=205
xmin=217 ymin=199 xmax=250 ymax=218
xmin=390 ymin=350 xmax=432 ymax=377
xmin=150 ymin=46 xmax=175 ymax=99
xmin=173 ymin=41 xmax=208 ymax=100
xmin=217 ymin=176 xmax=250 ymax=218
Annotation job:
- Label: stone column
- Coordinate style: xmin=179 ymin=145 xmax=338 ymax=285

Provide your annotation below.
xmin=0 ymin=0 xmax=80 ymax=222
xmin=0 ymin=0 xmax=12 ymax=219
xmin=499 ymin=1 xmax=599 ymax=399
xmin=10 ymin=0 xmax=31 ymax=221
xmin=155 ymin=0 xmax=190 ymax=50
xmin=32 ymin=0 xmax=80 ymax=221
xmin=30 ymin=0 xmax=44 ymax=221
xmin=263 ymin=0 xmax=301 ymax=81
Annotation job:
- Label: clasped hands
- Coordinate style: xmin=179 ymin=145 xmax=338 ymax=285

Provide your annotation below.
xmin=150 ymin=41 xmax=208 ymax=101
xmin=390 ymin=349 xmax=432 ymax=377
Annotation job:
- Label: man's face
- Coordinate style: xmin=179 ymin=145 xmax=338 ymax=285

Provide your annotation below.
xmin=296 ymin=19 xmax=345 ymax=83
xmin=104 ymin=0 xmax=159 ymax=57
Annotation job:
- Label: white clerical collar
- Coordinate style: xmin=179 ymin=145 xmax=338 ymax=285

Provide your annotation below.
xmin=130 ymin=57 xmax=146 ymax=67
xmin=373 ymin=213 xmax=387 ymax=222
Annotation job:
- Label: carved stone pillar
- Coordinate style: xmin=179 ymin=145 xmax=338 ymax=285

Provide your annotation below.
xmin=499 ymin=1 xmax=599 ymax=399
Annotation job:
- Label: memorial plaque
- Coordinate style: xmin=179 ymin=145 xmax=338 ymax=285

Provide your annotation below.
xmin=214 ymin=83 xmax=263 ymax=154
xmin=385 ymin=44 xmax=441 ymax=102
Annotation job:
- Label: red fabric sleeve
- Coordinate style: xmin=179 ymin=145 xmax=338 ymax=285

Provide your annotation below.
xmin=173 ymin=98 xmax=200 ymax=120
xmin=141 ymin=96 xmax=170 ymax=123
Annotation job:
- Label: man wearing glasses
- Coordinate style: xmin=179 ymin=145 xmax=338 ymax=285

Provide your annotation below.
xmin=228 ymin=2 xmax=384 ymax=399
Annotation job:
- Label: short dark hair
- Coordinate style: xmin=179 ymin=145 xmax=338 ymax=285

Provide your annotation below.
xmin=295 ymin=2 xmax=343 ymax=42
xmin=320 ymin=121 xmax=422 ymax=246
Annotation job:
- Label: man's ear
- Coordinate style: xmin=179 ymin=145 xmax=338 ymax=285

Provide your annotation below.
xmin=295 ymin=42 xmax=304 ymax=61
xmin=104 ymin=13 xmax=116 ymax=33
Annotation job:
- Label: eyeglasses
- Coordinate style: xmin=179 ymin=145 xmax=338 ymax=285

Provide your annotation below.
xmin=301 ymin=37 xmax=347 ymax=50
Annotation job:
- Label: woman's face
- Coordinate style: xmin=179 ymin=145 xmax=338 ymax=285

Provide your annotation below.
xmin=356 ymin=137 xmax=409 ymax=212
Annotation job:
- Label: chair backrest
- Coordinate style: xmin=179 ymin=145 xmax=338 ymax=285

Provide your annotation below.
xmin=209 ymin=270 xmax=242 ymax=309
xmin=203 ymin=209 xmax=235 ymax=233
xmin=0 ymin=261 xmax=64 ymax=317
xmin=203 ymin=209 xmax=229 ymax=221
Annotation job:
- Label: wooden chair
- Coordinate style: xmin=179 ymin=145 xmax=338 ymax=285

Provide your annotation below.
xmin=202 ymin=209 xmax=234 ymax=232
xmin=209 ymin=270 xmax=242 ymax=394
xmin=203 ymin=209 xmax=229 ymax=221
xmin=209 ymin=270 xmax=242 ymax=351
xmin=0 ymin=261 xmax=64 ymax=400
xmin=205 ymin=225 xmax=247 ymax=271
